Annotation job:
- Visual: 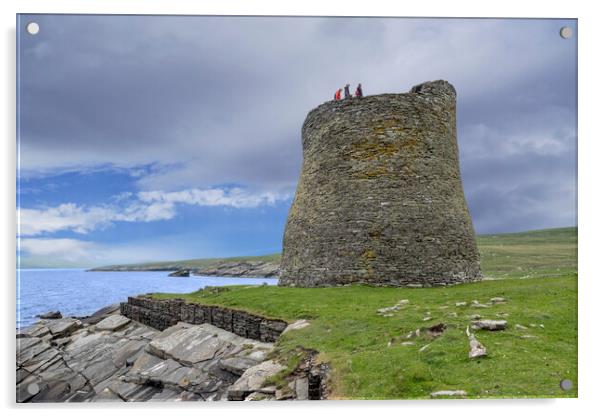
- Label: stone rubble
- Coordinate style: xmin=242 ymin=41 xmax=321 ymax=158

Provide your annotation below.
xmin=405 ymin=329 xmax=421 ymax=339
xmin=377 ymin=299 xmax=410 ymax=316
xmin=282 ymin=320 xmax=311 ymax=335
xmin=37 ymin=311 xmax=62 ymax=319
xmin=95 ymin=315 xmax=131 ymax=332
xmin=466 ymin=326 xmax=487 ymax=359
xmin=431 ymin=390 xmax=467 ymax=398
xmin=471 ymin=320 xmax=508 ymax=331
xmin=227 ymin=360 xmax=285 ymax=400
xmin=470 ymin=300 xmax=491 ymax=308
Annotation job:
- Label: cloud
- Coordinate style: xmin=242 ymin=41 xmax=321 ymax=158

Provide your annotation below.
xmin=138 ymin=188 xmax=288 ymax=208
xmin=19 ymin=238 xmax=95 ymax=261
xmin=18 ymin=237 xmax=197 ymax=267
xmin=19 ymin=204 xmax=117 ymax=236
xmin=18 ymin=201 xmax=174 ymax=236
xmin=18 ymin=18 xmax=574 ymax=181
xmin=18 ymin=187 xmax=291 ymax=236
xmin=461 ymin=122 xmax=575 ymax=160
xmin=17 ymin=15 xmax=577 ymax=234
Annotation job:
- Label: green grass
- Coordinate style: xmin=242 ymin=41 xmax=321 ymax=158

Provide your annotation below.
xmin=152 ymin=227 xmax=578 ymax=399
xmin=477 ymin=227 xmax=577 ymax=280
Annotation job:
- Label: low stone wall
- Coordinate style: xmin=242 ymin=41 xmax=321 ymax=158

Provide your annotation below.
xmin=120 ymin=296 xmax=288 ymax=343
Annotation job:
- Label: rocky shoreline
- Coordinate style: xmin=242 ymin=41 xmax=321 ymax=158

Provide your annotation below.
xmin=16 ymin=302 xmax=325 ymax=402
xmin=90 ymin=260 xmax=280 ymax=278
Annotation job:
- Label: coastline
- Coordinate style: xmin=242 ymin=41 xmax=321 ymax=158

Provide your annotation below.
xmin=89 ymin=259 xmax=280 ymax=278
xmin=17 ymin=269 xmax=279 ymax=328
xmin=16 ymin=302 xmax=321 ymax=402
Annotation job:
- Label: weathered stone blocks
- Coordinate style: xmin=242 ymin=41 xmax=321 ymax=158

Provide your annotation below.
xmin=120 ymin=297 xmax=287 ymax=343
xmin=279 ymin=80 xmax=482 ymax=287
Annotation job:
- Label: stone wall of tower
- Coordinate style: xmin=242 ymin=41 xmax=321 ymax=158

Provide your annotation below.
xmin=279 ymin=80 xmax=482 ymax=287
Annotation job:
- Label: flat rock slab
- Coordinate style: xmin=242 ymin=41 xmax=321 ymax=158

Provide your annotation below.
xmin=227 ymin=360 xmax=286 ymax=400
xmin=282 ymin=320 xmax=311 ymax=335
xmin=96 ymin=315 xmax=131 ymax=331
xmin=245 ymin=391 xmax=276 ymax=401
xmin=82 ymin=304 xmax=122 ymax=325
xmin=294 ymin=377 xmax=309 ymax=400
xmin=17 ymin=310 xmax=278 ymax=403
xmin=17 ymin=323 xmax=51 ymax=339
xmin=17 ymin=338 xmax=52 ymax=366
xmin=91 ymin=388 xmax=125 ymax=402
xmin=468 ymin=334 xmax=487 ymax=359
xmin=112 ymin=339 xmax=148 ymax=368
xmin=471 ymin=320 xmax=507 ymax=331
xmin=431 ymin=390 xmax=467 ymax=398
xmin=148 ymin=324 xmax=232 ymax=366
xmin=219 ymin=357 xmax=260 ymax=376
xmin=48 ymin=318 xmax=81 ymax=337
xmin=107 ymin=380 xmax=162 ymax=401
xmin=470 ymin=301 xmax=491 ymax=308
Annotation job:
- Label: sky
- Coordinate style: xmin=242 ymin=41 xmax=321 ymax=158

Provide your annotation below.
xmin=16 ymin=15 xmax=577 ymax=268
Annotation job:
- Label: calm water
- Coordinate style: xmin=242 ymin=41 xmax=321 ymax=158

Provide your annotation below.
xmin=16 ymin=269 xmax=278 ymax=328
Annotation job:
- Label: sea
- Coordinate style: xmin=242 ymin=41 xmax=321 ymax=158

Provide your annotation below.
xmin=16 ymin=269 xmax=278 ymax=328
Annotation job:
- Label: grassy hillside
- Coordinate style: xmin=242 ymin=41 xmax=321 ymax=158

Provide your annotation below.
xmin=152 ymin=226 xmax=578 ymax=399
xmin=477 ymin=227 xmax=577 ymax=280
xmin=93 ymin=227 xmax=577 ymax=278
xmin=90 ymin=253 xmax=281 ymax=271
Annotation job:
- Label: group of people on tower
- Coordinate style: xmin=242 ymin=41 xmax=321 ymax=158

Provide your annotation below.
xmin=334 ymin=83 xmax=363 ymax=101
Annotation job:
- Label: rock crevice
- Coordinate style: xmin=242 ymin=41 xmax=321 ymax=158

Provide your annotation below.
xmin=17 ymin=308 xmax=326 ymax=402
xmin=16 ymin=309 xmax=280 ymax=402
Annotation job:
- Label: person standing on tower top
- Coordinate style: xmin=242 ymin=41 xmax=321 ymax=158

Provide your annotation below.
xmin=334 ymin=88 xmax=342 ymax=101
xmin=344 ymin=84 xmax=351 ymax=99
xmin=355 ymin=83 xmax=363 ymax=98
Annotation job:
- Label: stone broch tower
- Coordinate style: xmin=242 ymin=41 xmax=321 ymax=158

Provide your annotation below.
xmin=279 ymin=80 xmax=482 ymax=287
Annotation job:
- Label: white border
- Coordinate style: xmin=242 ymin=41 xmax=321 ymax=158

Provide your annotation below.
xmin=2 ymin=1 xmax=599 ymax=416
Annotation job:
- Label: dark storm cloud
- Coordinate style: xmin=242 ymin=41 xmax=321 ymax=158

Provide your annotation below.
xmin=462 ymin=153 xmax=576 ymax=233
xmin=18 ymin=15 xmax=577 ymax=233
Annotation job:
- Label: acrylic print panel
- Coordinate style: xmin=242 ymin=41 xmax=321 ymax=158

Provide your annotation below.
xmin=16 ymin=14 xmax=577 ymax=402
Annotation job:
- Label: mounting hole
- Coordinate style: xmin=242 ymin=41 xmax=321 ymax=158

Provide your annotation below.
xmin=27 ymin=382 xmax=40 ymax=395
xmin=559 ymin=26 xmax=573 ymax=39
xmin=26 ymin=22 xmax=40 ymax=35
xmin=560 ymin=379 xmax=573 ymax=391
